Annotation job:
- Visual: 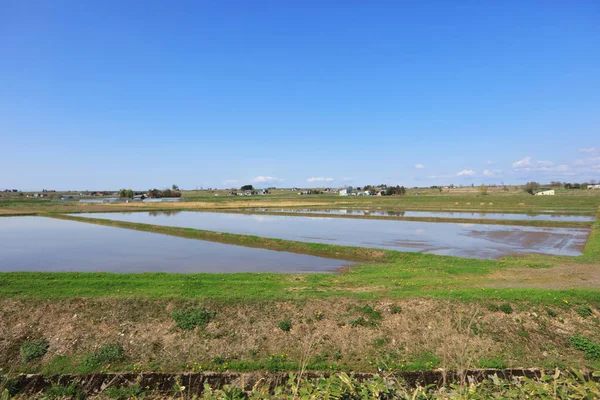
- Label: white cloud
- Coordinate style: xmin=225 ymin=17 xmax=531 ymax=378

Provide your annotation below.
xmin=593 ymin=164 xmax=600 ymax=169
xmin=536 ymin=160 xmax=554 ymax=167
xmin=307 ymin=177 xmax=334 ymax=183
xmin=513 ymin=157 xmax=560 ymax=170
xmin=457 ymin=169 xmax=476 ymax=176
xmin=579 ymin=147 xmax=599 ymax=154
xmin=487 ymin=160 xmax=496 ymax=165
xmin=414 ymin=164 xmax=424 ymax=169
xmin=483 ymin=169 xmax=494 ymax=177
xmin=512 ymin=156 xmax=532 ymax=168
xmin=251 ymin=176 xmax=284 ymax=183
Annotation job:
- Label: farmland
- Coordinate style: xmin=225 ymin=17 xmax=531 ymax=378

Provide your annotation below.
xmin=1 ymin=187 xmax=600 ymax=398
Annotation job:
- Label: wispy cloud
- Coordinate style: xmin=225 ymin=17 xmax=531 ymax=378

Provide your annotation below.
xmin=512 ymin=156 xmax=532 ymax=168
xmin=513 ymin=157 xmax=557 ymax=170
xmin=536 ymin=160 xmax=554 ymax=167
xmin=579 ymin=147 xmax=599 ymax=154
xmin=251 ymin=176 xmax=284 ymax=183
xmin=487 ymin=160 xmax=496 ymax=165
xmin=307 ymin=177 xmax=334 ymax=183
xmin=457 ymin=169 xmax=476 ymax=176
xmin=483 ymin=169 xmax=494 ymax=177
xmin=414 ymin=164 xmax=424 ymax=169
xmin=222 ymin=179 xmax=238 ymax=185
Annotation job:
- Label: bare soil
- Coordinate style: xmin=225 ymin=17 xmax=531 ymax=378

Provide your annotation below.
xmin=1 ymin=298 xmax=597 ymax=374
xmin=487 ymin=262 xmax=600 ymax=289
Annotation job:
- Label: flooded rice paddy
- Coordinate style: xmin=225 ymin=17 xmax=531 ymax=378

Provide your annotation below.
xmin=75 ymin=211 xmax=590 ymax=259
xmin=249 ymin=208 xmax=595 ymax=222
xmin=0 ymin=216 xmax=349 ymax=273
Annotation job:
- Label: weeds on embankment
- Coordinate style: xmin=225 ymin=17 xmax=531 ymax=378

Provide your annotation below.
xmin=2 ymin=369 xmax=600 ymax=399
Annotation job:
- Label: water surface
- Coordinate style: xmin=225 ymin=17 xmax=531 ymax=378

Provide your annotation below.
xmin=76 ymin=211 xmax=590 ymax=259
xmin=249 ymin=208 xmax=594 ymax=222
xmin=0 ymin=217 xmax=348 ymax=273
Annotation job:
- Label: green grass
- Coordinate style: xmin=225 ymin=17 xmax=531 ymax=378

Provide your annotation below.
xmin=80 ymin=344 xmax=124 ymax=373
xmin=172 ymin=307 xmax=216 ymax=330
xmin=19 ymin=339 xmax=49 ymax=363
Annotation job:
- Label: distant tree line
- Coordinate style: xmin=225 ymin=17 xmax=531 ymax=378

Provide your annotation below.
xmin=148 ymin=188 xmax=182 ymax=198
xmin=564 ymin=181 xmax=597 ymax=189
xmin=385 ymin=185 xmax=406 ymax=196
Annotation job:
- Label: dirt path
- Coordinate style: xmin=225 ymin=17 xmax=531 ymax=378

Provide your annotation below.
xmin=486 ymin=262 xmax=600 ymax=289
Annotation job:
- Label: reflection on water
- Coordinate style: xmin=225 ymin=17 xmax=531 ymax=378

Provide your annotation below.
xmin=148 ymin=211 xmax=182 ymax=217
xmin=248 ymin=208 xmax=594 ymax=222
xmin=75 ymin=211 xmax=590 ymax=259
xmin=0 ymin=217 xmax=349 ymax=273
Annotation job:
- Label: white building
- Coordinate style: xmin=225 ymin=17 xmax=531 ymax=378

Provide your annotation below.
xmin=587 ymin=184 xmax=600 ymax=190
xmin=535 ymin=189 xmax=555 ymax=196
xmin=339 ymin=187 xmax=353 ymax=196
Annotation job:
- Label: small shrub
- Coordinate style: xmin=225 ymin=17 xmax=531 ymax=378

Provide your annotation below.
xmin=172 ymin=307 xmax=216 ymax=330
xmin=267 ymin=353 xmax=289 ymax=372
xmin=546 ymin=308 xmax=557 ymax=318
xmin=499 ymin=302 xmax=513 ymax=314
xmin=356 ymin=305 xmax=382 ymax=320
xmin=577 ymin=305 xmax=593 ymax=318
xmin=333 ymin=350 xmax=342 ymax=361
xmin=105 ymin=384 xmax=144 ymax=399
xmin=278 ymin=320 xmax=292 ymax=332
xmin=390 ymin=305 xmax=402 ymax=314
xmin=313 ymin=311 xmax=324 ymax=320
xmin=570 ymin=335 xmax=600 ymax=360
xmin=81 ymin=344 xmax=124 ymax=372
xmin=0 ymin=377 xmax=17 ymax=397
xmin=20 ymin=339 xmax=49 ymax=363
xmin=373 ymin=337 xmax=390 ymax=348
xmin=45 ymin=383 xmax=84 ymax=400
xmin=486 ymin=304 xmax=500 ymax=312
xmin=478 ymin=357 xmax=507 ymax=369
xmin=349 ymin=316 xmax=377 ymax=328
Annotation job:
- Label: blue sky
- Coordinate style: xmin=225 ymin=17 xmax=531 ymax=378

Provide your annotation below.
xmin=1 ymin=1 xmax=599 ymax=190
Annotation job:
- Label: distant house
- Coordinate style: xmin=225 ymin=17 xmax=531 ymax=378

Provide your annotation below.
xmin=339 ymin=187 xmax=353 ymax=196
xmin=588 ymin=184 xmax=600 ymax=190
xmin=259 ymin=189 xmax=269 ymax=195
xmin=535 ymin=189 xmax=555 ymax=196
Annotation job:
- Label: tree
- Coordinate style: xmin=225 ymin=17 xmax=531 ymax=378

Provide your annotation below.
xmin=240 ymin=185 xmax=254 ymax=191
xmin=118 ymin=188 xmax=127 ymax=198
xmin=172 ymin=184 xmax=179 ymax=191
xmin=524 ymin=181 xmax=539 ymax=195
xmin=125 ymin=189 xmax=134 ymax=199
xmin=386 ymin=185 xmax=406 ymax=196
xmin=479 ymin=184 xmax=488 ymax=195
xmin=148 ymin=188 xmax=161 ymax=198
